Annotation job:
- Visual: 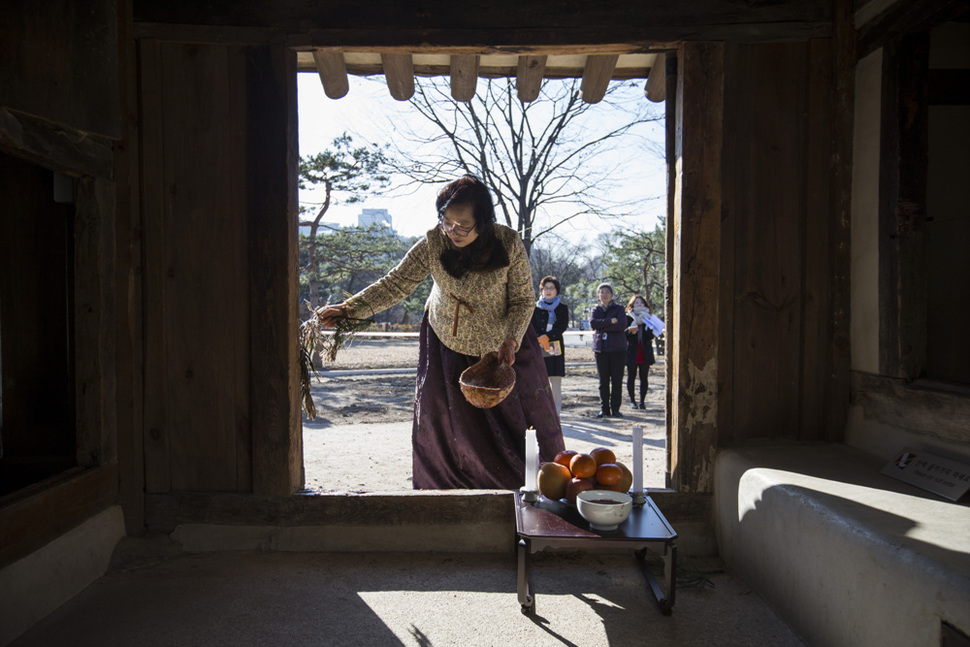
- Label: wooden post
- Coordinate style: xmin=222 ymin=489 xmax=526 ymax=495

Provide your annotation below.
xmin=247 ymin=44 xmax=303 ymax=495
xmin=879 ymin=33 xmax=929 ymax=381
xmin=669 ymin=43 xmax=723 ymax=493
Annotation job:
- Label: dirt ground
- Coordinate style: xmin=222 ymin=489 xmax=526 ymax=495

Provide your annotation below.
xmin=302 ymin=336 xmax=668 ymax=493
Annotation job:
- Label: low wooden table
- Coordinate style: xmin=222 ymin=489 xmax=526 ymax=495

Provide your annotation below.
xmin=514 ymin=492 xmax=678 ymax=615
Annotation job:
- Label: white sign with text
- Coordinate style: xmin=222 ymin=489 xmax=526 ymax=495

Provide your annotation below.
xmin=881 ymin=448 xmax=970 ymax=502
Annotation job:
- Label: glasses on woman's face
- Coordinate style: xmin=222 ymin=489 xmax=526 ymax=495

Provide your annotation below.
xmin=438 ymin=214 xmax=476 ymax=236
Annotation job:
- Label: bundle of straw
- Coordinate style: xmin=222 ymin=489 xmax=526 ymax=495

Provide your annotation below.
xmin=298 ymin=298 xmax=374 ymax=420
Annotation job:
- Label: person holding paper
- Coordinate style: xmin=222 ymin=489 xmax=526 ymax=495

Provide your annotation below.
xmin=531 ymin=275 xmax=569 ymax=415
xmin=625 ymin=295 xmax=657 ymax=410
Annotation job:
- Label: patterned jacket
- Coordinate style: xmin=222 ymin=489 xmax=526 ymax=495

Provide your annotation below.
xmin=345 ymin=224 xmax=535 ymax=356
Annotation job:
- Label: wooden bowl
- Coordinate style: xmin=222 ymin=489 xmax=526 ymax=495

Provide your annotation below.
xmin=459 ymin=351 xmax=516 ymax=408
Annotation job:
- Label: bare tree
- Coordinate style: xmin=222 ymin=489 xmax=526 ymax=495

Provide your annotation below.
xmin=385 ymin=77 xmax=663 ymax=254
xmin=599 ymin=221 xmax=666 ymax=310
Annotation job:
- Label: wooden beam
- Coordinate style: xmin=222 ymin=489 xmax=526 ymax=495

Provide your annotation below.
xmin=856 ymin=0 xmax=970 ymax=57
xmin=851 ymin=372 xmax=970 ymax=445
xmin=580 ymin=54 xmax=618 ymax=103
xmin=644 ymin=53 xmax=666 ymax=102
xmin=298 ymin=59 xmax=651 ymax=81
xmin=381 ymin=53 xmax=414 ymax=100
xmin=299 ymin=44 xmax=654 ymax=56
xmin=669 ymin=42 xmax=723 ymax=494
xmin=248 ymin=45 xmax=303 ymax=495
xmin=0 ymin=107 xmax=113 ymax=178
xmin=133 ymin=0 xmax=833 ymax=45
xmin=74 ymin=176 xmax=118 ymax=468
xmin=450 ymin=54 xmax=479 ymax=102
xmin=827 ymin=0 xmax=854 ymax=440
xmin=312 ymin=50 xmax=349 ymax=99
xmin=879 ymin=34 xmax=930 ymax=381
xmin=142 ymin=490 xmax=713 ymax=530
xmin=664 ymin=51 xmax=677 ymax=485
xmin=516 ymin=55 xmax=546 ymax=101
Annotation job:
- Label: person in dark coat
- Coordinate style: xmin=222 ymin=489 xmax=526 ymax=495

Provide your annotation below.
xmin=625 ymin=294 xmax=656 ymax=409
xmin=589 ymin=283 xmax=628 ymax=418
xmin=531 ymin=275 xmax=569 ymax=415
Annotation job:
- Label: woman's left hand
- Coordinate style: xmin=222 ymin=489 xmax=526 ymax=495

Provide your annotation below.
xmin=497 ymin=338 xmax=517 ymax=366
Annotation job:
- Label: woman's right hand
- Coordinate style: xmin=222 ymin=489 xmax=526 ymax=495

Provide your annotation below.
xmin=316 ymin=303 xmax=348 ymax=329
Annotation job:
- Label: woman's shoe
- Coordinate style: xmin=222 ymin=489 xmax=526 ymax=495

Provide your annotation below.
xmin=630 ymin=400 xmax=639 ymax=409
xmin=639 ymin=402 xmax=646 ymax=409
xmin=612 ymin=409 xmax=623 ymax=418
xmin=596 ymin=410 xmax=608 ymax=418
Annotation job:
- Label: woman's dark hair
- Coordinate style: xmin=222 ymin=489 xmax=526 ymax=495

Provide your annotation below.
xmin=539 ymin=275 xmax=561 ymax=295
xmin=436 ymin=175 xmax=509 ymax=278
xmin=626 ymin=294 xmax=649 ymax=312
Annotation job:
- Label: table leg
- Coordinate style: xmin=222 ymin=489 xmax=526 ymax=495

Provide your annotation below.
xmin=517 ymin=537 xmax=534 ymax=614
xmin=636 ymin=543 xmax=675 ymax=615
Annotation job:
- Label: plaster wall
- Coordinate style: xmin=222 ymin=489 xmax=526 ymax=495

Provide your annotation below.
xmin=715 ymin=444 xmax=970 ymax=647
xmin=0 ymin=506 xmax=125 ymax=646
xmin=850 ymin=48 xmax=883 ymax=376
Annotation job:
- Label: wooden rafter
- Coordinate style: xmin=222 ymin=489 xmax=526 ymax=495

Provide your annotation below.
xmin=516 ymin=55 xmax=547 ymax=102
xmin=312 ymin=51 xmax=349 ymax=99
xmin=303 ymin=50 xmax=664 ymax=103
xmin=644 ymin=52 xmax=666 ymax=102
xmin=381 ymin=53 xmax=414 ymax=100
xmin=580 ymin=54 xmax=618 ymax=103
xmin=450 ymin=55 xmax=479 ymax=101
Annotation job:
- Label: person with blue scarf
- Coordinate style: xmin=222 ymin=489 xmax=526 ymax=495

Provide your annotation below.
xmin=530 ymin=275 xmax=569 ymax=415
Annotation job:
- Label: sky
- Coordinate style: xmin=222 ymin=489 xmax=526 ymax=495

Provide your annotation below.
xmin=296 ymin=72 xmax=668 ymax=247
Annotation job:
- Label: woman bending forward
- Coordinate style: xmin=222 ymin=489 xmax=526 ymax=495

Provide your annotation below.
xmin=318 ymin=176 xmax=564 ymax=489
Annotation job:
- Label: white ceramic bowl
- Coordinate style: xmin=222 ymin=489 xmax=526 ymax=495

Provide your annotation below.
xmin=576 ymin=490 xmax=633 ymax=531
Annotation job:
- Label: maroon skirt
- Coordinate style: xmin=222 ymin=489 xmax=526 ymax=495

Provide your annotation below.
xmin=412 ymin=313 xmax=565 ymax=489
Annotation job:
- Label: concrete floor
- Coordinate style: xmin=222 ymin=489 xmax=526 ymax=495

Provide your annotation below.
xmin=11 ymin=542 xmax=804 ymax=647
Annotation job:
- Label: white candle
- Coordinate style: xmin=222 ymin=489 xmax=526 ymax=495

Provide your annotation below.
xmin=632 ymin=426 xmax=643 ymax=494
xmin=524 ymin=427 xmax=538 ymax=491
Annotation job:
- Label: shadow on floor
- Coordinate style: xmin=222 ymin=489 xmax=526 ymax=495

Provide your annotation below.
xmin=11 ymin=545 xmax=804 ymax=647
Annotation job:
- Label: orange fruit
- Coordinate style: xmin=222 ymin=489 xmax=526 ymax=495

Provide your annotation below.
xmin=597 ymin=482 xmax=626 ymax=493
xmin=537 ymin=462 xmax=572 ymax=500
xmin=615 ymin=461 xmax=634 ymax=493
xmin=569 ymin=453 xmax=597 ymax=479
xmin=565 ymin=477 xmax=596 ymax=504
xmin=590 ymin=447 xmax=617 ymax=466
xmin=595 ymin=463 xmax=623 ymax=486
xmin=554 ymin=450 xmax=578 ymax=469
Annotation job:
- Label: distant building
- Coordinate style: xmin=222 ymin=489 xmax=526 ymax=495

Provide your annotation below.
xmin=298 ymin=221 xmax=339 ymax=237
xmin=358 ymin=208 xmax=392 ymax=230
